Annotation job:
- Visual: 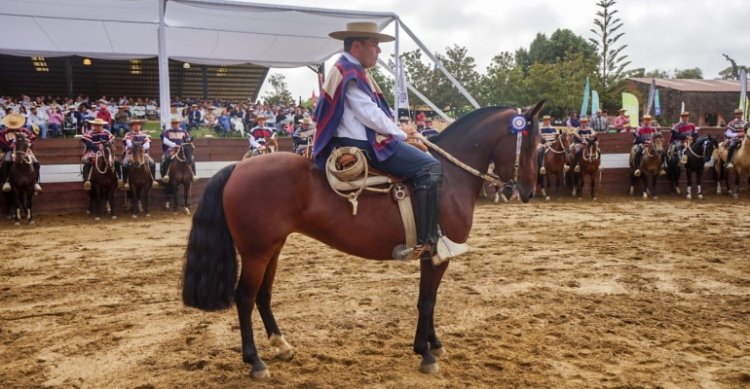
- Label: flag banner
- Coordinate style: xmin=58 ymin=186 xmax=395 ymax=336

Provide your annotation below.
xmin=622 ymin=92 xmax=639 ymax=128
xmin=580 ymin=77 xmax=590 ymax=118
xmin=645 ymin=78 xmax=656 ymax=115
xmin=397 ymin=58 xmax=409 ymax=111
xmin=655 ymin=89 xmax=661 ymax=117
xmin=681 ymin=101 xmax=685 ymax=114
xmin=740 ymin=69 xmax=747 ymax=121
xmin=591 ymin=90 xmax=599 ymax=115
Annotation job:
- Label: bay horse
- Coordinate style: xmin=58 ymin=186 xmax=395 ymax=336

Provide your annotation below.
xmin=630 ymin=134 xmax=664 ymax=199
xmin=241 ymin=138 xmax=278 ymax=160
xmin=667 ymin=136 xmax=717 ymax=199
xmin=725 ymin=133 xmax=750 ymax=198
xmin=574 ymin=137 xmax=601 ymax=200
xmin=88 ymin=140 xmax=118 ymax=220
xmin=539 ymin=132 xmax=570 ymax=200
xmin=164 ymin=141 xmax=194 ymax=214
xmin=7 ymin=133 xmax=36 ymax=224
xmin=125 ymin=141 xmax=153 ymax=217
xmin=182 ymin=102 xmax=545 ymax=378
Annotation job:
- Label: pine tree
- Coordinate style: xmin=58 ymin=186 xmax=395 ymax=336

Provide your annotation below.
xmin=589 ymin=0 xmax=630 ymax=90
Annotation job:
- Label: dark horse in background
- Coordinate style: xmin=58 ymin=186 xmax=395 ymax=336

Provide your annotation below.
xmin=6 ymin=133 xmax=37 ymax=224
xmin=666 ymin=136 xmax=717 ymax=200
xmin=181 ymin=102 xmax=545 ymax=378
xmin=163 ymin=141 xmax=195 ymax=214
xmin=88 ymin=140 xmax=119 ymax=220
xmin=124 ymin=141 xmax=154 ymax=217
xmin=574 ymin=137 xmax=601 ymax=200
xmin=538 ymin=132 xmax=570 ymax=200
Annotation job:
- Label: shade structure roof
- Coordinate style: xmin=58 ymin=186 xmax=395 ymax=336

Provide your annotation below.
xmin=0 ymin=0 xmax=397 ymax=67
xmin=629 ymin=78 xmax=741 ymax=93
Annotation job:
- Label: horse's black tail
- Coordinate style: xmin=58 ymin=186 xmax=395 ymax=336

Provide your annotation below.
xmin=182 ymin=163 xmax=238 ymax=311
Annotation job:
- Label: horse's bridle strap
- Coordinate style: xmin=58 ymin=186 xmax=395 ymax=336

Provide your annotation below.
xmin=419 ymin=135 xmax=505 ymax=187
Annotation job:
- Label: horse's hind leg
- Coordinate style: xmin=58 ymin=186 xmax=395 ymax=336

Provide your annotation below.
xmin=414 ymin=259 xmax=449 ymax=374
xmin=255 ymin=247 xmax=294 ymax=361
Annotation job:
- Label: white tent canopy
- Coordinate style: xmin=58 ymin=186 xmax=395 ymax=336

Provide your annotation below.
xmin=0 ymin=0 xmax=395 ymax=67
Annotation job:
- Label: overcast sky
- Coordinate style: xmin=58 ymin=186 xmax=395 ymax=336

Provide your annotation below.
xmin=256 ymin=0 xmax=750 ymax=101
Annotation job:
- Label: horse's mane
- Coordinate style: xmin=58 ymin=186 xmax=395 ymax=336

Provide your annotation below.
xmin=430 ymin=106 xmax=513 ymax=144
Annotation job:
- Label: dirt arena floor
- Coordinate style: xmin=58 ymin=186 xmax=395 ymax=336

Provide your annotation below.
xmin=2 ymin=196 xmax=749 ymax=389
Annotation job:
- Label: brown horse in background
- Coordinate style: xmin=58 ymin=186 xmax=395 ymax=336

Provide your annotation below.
xmin=88 ymin=140 xmax=118 ymax=220
xmin=630 ymin=134 xmax=664 ymax=199
xmin=182 ymin=102 xmax=545 ymax=379
xmin=125 ymin=141 xmax=153 ymax=217
xmin=725 ymin=133 xmax=750 ymax=198
xmin=574 ymin=137 xmax=601 ymax=200
xmin=164 ymin=141 xmax=194 ymax=214
xmin=7 ymin=133 xmax=37 ymax=224
xmin=539 ymin=132 xmax=570 ymax=200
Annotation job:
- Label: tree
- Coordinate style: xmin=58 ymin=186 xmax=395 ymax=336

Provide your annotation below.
xmin=524 ymin=52 xmax=598 ymax=118
xmin=431 ymin=45 xmax=482 ymax=113
xmin=369 ymin=65 xmax=394 ymax=106
xmin=645 ymin=69 xmax=670 ymax=79
xmin=262 ymin=73 xmax=293 ymax=106
xmin=480 ymin=51 xmax=525 ymax=106
xmin=516 ymin=29 xmax=598 ymax=76
xmin=719 ymin=53 xmax=748 ymax=80
xmin=673 ymin=67 xmax=703 ymax=79
xmin=589 ymin=0 xmax=631 ymax=90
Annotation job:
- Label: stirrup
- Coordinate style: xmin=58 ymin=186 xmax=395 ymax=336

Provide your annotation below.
xmin=83 ymin=181 xmax=92 ymax=191
xmin=634 ymin=169 xmax=642 ymax=177
xmin=726 ymin=163 xmax=734 ymax=169
xmin=539 ymin=166 xmax=546 ymax=175
xmin=117 ymin=179 xmax=124 ymax=189
xmin=34 ymin=183 xmax=43 ymax=193
xmin=574 ymin=165 xmax=580 ymax=173
xmin=659 ymin=169 xmax=667 ymax=176
xmin=123 ymin=182 xmax=130 ymax=191
xmin=152 ymin=180 xmax=160 ymax=188
xmin=680 ymin=155 xmax=688 ymax=164
xmin=402 ymin=244 xmax=433 ymax=260
xmin=563 ymin=164 xmax=570 ymax=173
xmin=2 ymin=182 xmax=10 ymax=192
xmin=192 ymin=175 xmax=198 ymax=182
xmin=162 ymin=175 xmax=170 ymax=184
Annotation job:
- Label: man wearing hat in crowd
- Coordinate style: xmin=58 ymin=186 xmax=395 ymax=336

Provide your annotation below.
xmin=312 ymin=21 xmax=442 ymax=260
xmin=591 ymin=109 xmax=610 ymax=133
xmin=161 ymin=116 xmax=196 ymax=182
xmin=0 ymin=113 xmax=42 ymax=193
xmin=187 ymin=104 xmax=202 ymax=132
xmin=95 ymin=104 xmax=113 ymax=129
xmin=537 ymin=115 xmax=565 ymax=175
xmin=112 ymin=104 xmax=131 ymax=137
xmin=292 ymin=117 xmax=316 ymax=156
xmin=121 ymin=118 xmax=159 ymax=190
xmin=670 ymin=111 xmax=698 ymax=165
xmin=81 ymin=118 xmax=122 ymax=190
xmin=632 ymin=114 xmax=664 ymax=177
xmin=247 ymin=115 xmax=276 ymax=156
xmin=570 ymin=116 xmax=597 ymax=172
xmin=613 ymin=108 xmax=630 ymax=132
xmin=724 ymin=108 xmax=747 ymax=169
xmin=398 ymin=115 xmax=410 ymax=131
xmin=419 ymin=117 xmax=439 ymax=139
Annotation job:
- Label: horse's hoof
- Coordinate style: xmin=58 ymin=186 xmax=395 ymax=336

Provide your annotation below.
xmin=29 ymin=220 xmax=35 ymax=225
xmin=132 ymin=214 xmax=138 ymax=219
xmin=733 ymin=193 xmax=739 ymax=199
xmin=111 ymin=215 xmax=117 ymax=220
xmin=86 ymin=210 xmax=91 ymax=215
xmin=642 ymin=193 xmax=648 ymax=199
xmin=698 ymin=194 xmax=703 ymax=200
xmin=420 ymin=361 xmax=440 ymax=374
xmin=145 ymin=213 xmax=151 ymax=217
xmin=431 ymin=347 xmax=446 ymax=358
xmin=593 ymin=197 xmax=597 ymax=201
xmin=14 ymin=221 xmax=20 ymax=226
xmin=676 ymin=188 xmax=681 ymax=194
xmin=184 ymin=208 xmax=190 ymax=215
xmin=578 ymin=197 xmax=582 ymax=201
xmin=686 ymin=194 xmax=692 ymax=200
xmin=277 ymin=349 xmax=294 ymax=361
xmin=251 ymin=368 xmax=271 ymax=379
xmin=653 ymin=196 xmax=658 ymax=200
xmin=545 ymin=196 xmax=550 ymax=201
xmin=95 ymin=217 xmax=101 ymax=221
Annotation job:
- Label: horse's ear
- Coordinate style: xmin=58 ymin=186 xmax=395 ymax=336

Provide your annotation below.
xmin=523 ymin=100 xmax=546 ymax=119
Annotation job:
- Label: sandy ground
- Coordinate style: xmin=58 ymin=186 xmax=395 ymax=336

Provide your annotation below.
xmin=2 ymin=197 xmax=750 ymax=389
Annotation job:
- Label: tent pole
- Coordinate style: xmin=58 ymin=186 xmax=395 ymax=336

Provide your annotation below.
xmin=65 ymin=57 xmax=73 ymax=98
xmin=393 ymin=21 xmax=400 ymax=123
xmin=377 ymin=58 xmax=452 ymax=123
xmin=396 ymin=18 xmax=480 ymax=109
xmin=157 ymin=0 xmax=171 ymax=128
xmin=201 ymin=65 xmax=208 ymax=99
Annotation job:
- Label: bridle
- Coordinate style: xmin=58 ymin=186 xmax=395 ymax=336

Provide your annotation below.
xmin=95 ymin=143 xmax=115 ymax=174
xmin=545 ymin=134 xmax=567 ymax=155
xmin=13 ymin=137 xmax=33 ymax=165
xmin=582 ymin=140 xmax=600 ymax=162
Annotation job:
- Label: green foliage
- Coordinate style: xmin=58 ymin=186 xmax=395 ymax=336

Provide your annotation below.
xmin=516 ymin=29 xmax=598 ymax=76
xmin=262 ymin=73 xmax=293 ymax=106
xmin=673 ymin=67 xmax=703 ymax=79
xmin=479 ymin=52 xmax=526 ymax=107
xmin=589 ymin=0 xmax=631 ymax=90
xmin=370 ymin=63 xmax=394 ymax=106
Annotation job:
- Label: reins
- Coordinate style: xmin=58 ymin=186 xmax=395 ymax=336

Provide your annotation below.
xmin=420 ymin=135 xmax=506 ymax=188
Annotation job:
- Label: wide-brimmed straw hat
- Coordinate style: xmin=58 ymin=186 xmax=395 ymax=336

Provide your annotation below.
xmin=299 ymin=117 xmax=314 ymax=125
xmin=643 ymin=114 xmax=653 ymax=120
xmin=329 ymin=22 xmax=395 ymax=42
xmin=129 ymin=117 xmax=145 ymax=124
xmin=580 ymin=116 xmax=590 ymax=122
xmin=735 ymin=108 xmax=744 ymax=114
xmin=542 ymin=115 xmax=551 ymax=120
xmin=399 ymin=116 xmax=410 ymax=122
xmin=680 ymin=111 xmax=690 ymax=116
xmin=87 ymin=118 xmax=107 ymax=126
xmin=170 ymin=115 xmax=182 ymax=123
xmin=3 ymin=113 xmax=25 ymax=129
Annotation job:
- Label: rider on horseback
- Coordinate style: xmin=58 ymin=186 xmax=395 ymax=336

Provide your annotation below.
xmin=632 ymin=115 xmax=664 ymax=177
xmin=161 ymin=116 xmax=197 ymax=183
xmin=247 ymin=116 xmax=276 ymax=156
xmin=418 ymin=117 xmax=440 ymax=139
xmin=121 ymin=118 xmax=159 ymax=190
xmin=571 ymin=116 xmax=596 ymax=173
xmin=724 ymin=108 xmax=747 ymax=169
xmin=1 ymin=113 xmax=42 ymax=193
xmin=313 ymin=22 xmax=442 ymax=260
xmin=670 ymin=111 xmax=697 ymax=165
xmin=292 ymin=117 xmax=315 ymax=156
xmin=537 ymin=115 xmax=564 ymax=175
xmin=81 ymin=118 xmax=123 ymax=191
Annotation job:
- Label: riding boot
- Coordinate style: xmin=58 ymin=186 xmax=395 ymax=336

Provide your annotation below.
xmin=726 ymin=144 xmax=737 ymax=169
xmin=149 ymin=160 xmax=159 ymax=187
xmin=191 ymin=161 xmax=198 ymax=182
xmin=409 ymin=164 xmax=442 ymax=260
xmin=83 ymin=162 xmax=92 ymax=190
xmin=122 ymin=163 xmax=130 ymax=191
xmin=679 ymin=148 xmax=688 ymax=165
xmin=33 ymin=161 xmax=42 ymax=192
xmin=1 ymin=161 xmax=10 ymax=192
xmin=573 ymin=151 xmax=581 ymax=173
xmin=115 ymin=160 xmax=124 ymax=189
xmin=633 ymin=151 xmax=643 ymax=177
xmin=537 ymin=149 xmax=546 ymax=175
xmin=161 ymin=158 xmax=170 ymax=183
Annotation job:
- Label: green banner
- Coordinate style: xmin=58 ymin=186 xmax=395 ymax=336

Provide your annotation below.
xmin=622 ymin=92 xmax=639 ymax=128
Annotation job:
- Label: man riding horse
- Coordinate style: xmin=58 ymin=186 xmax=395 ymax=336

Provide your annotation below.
xmin=670 ymin=111 xmax=697 ymax=165
xmin=537 ymin=115 xmax=566 ymax=175
xmin=312 ymin=22 xmax=442 ymax=261
xmin=121 ymin=118 xmax=159 ymax=190
xmin=631 ymin=115 xmax=665 ymax=177
xmin=161 ymin=116 xmax=196 ymax=183
xmin=1 ymin=113 xmax=42 ymax=193
xmin=247 ymin=116 xmax=276 ymax=156
xmin=81 ymin=118 xmax=123 ymax=191
xmin=724 ymin=108 xmax=747 ymax=169
xmin=570 ymin=116 xmax=596 ymax=173
xmin=292 ymin=117 xmax=315 ymax=156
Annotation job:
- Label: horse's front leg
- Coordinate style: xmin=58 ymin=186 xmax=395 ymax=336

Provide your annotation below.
xmin=108 ymin=186 xmax=117 ymax=219
xmin=590 ymin=173 xmax=596 ymax=200
xmin=414 ymin=259 xmax=449 ymax=374
xmin=12 ymin=191 xmax=22 ymax=225
xmin=184 ymin=183 xmax=191 ymax=213
xmin=25 ymin=190 xmax=33 ymax=224
xmin=651 ymin=175 xmax=658 ymax=200
xmin=143 ymin=187 xmax=151 ymax=216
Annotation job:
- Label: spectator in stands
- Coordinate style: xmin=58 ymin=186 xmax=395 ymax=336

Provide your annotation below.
xmin=47 ymin=106 xmax=64 ymax=138
xmin=566 ymin=110 xmax=580 ymax=128
xmin=218 ymin=108 xmax=231 ymax=137
xmin=113 ymin=104 xmax=131 ymax=137
xmin=419 ymin=117 xmax=439 ymax=139
xmin=613 ymin=108 xmax=629 ymax=132
xmin=415 ymin=111 xmax=426 ymax=130
xmin=28 ymin=105 xmax=48 ymax=138
xmin=96 ymin=104 xmax=113 ymax=129
xmin=205 ymin=107 xmax=219 ymax=131
xmin=591 ymin=110 xmax=609 ymax=133
xmin=187 ymin=104 xmax=202 ymax=132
